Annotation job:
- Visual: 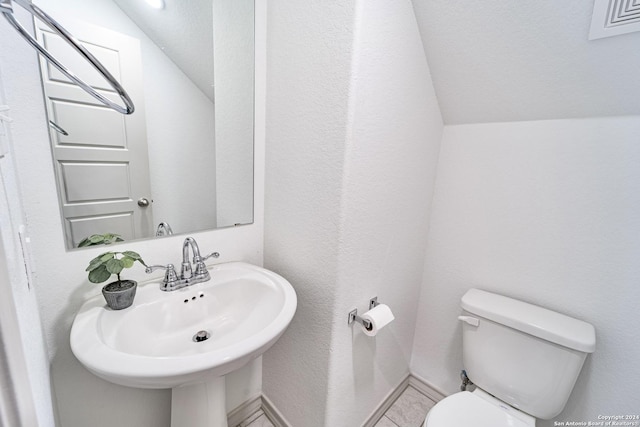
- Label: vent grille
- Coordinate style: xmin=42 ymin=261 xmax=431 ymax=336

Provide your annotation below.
xmin=590 ymin=0 xmax=640 ymax=39
xmin=606 ymin=0 xmax=640 ymax=26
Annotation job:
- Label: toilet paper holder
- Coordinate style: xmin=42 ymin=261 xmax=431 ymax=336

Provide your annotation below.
xmin=348 ymin=297 xmax=380 ymax=330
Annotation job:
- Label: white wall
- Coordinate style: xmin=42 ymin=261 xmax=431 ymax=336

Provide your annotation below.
xmin=214 ymin=0 xmax=255 ymax=228
xmin=263 ymin=0 xmax=442 ymax=425
xmin=38 ymin=0 xmax=217 ymax=236
xmin=262 ymin=0 xmax=355 ymax=424
xmin=0 ymin=1 xmax=266 ymax=425
xmin=411 ymin=116 xmax=640 ymax=425
xmin=324 ymin=0 xmax=442 ymax=425
xmin=0 ymin=57 xmax=55 ymax=426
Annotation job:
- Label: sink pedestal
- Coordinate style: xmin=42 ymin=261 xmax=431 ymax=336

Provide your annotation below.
xmin=171 ymin=376 xmax=227 ymax=427
xmin=71 ymin=263 xmax=297 ymax=427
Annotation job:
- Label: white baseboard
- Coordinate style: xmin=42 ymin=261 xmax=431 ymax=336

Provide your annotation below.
xmin=408 ymin=374 xmax=447 ymax=402
xmin=361 ymin=375 xmax=411 ymax=427
xmin=261 ymin=394 xmax=292 ymax=427
xmin=227 ymin=395 xmax=262 ymax=427
xmin=360 ymin=374 xmax=446 ymax=427
xmin=233 ymin=375 xmax=446 ymax=427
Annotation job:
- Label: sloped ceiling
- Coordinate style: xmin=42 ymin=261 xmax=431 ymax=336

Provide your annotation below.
xmin=113 ymin=0 xmax=214 ymax=101
xmin=411 ymin=0 xmax=640 ymax=124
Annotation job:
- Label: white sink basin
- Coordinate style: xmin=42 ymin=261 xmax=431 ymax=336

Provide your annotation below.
xmin=71 ymin=262 xmax=297 ymax=389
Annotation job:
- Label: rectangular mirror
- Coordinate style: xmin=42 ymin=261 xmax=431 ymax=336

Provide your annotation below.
xmin=34 ymin=0 xmax=254 ymax=249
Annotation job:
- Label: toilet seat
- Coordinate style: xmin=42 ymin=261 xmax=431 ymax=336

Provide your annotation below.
xmin=424 ymin=390 xmax=535 ymax=427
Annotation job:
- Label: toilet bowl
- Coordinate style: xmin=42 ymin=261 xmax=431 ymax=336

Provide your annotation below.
xmin=422 ymin=289 xmax=596 ymax=427
xmin=423 ymin=389 xmax=535 ymax=427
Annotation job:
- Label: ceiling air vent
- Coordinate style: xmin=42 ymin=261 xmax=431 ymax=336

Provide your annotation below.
xmin=589 ymin=0 xmax=640 ymax=39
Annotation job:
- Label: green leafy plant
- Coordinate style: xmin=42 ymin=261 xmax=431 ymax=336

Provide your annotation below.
xmin=78 ymin=233 xmax=124 ymax=247
xmin=86 ymin=250 xmax=146 ymax=288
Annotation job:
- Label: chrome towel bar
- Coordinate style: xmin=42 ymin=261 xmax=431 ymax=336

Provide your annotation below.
xmin=0 ymin=0 xmax=135 ymax=115
xmin=48 ymin=120 xmax=68 ymax=136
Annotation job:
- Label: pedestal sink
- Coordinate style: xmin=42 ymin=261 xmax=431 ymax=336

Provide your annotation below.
xmin=70 ymin=262 xmax=297 ymax=427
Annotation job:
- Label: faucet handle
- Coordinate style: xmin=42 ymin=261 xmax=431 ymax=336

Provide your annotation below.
xmin=145 ymin=263 xmax=175 ymax=274
xmin=192 ymin=252 xmax=218 ymax=279
xmin=201 ymin=252 xmax=220 ymax=262
xmin=145 ymin=263 xmax=179 ymax=290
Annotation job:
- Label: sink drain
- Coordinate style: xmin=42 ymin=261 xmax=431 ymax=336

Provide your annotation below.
xmin=193 ymin=330 xmax=211 ymax=342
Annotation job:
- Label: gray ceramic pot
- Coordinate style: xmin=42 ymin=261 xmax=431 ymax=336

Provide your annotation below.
xmin=102 ymin=280 xmax=137 ymax=310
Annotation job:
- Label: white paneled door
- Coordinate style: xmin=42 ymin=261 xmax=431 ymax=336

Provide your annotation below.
xmin=35 ymin=21 xmax=153 ymax=248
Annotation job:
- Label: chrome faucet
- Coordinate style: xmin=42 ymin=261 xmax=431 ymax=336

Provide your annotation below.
xmin=155 ymin=222 xmax=173 ymax=237
xmin=145 ymin=237 xmax=219 ymax=291
xmin=182 ymin=237 xmax=206 ymax=280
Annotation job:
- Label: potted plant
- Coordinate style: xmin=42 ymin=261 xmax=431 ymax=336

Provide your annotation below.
xmin=86 ymin=250 xmax=146 ymax=310
xmin=78 ymin=232 xmax=124 ymax=247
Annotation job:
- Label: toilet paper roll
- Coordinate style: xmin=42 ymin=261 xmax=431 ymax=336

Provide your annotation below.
xmin=361 ymin=304 xmax=395 ymax=337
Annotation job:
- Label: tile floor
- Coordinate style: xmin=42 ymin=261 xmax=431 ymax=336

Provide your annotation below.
xmin=374 ymin=386 xmax=436 ymax=427
xmin=235 ymin=385 xmax=435 ymax=427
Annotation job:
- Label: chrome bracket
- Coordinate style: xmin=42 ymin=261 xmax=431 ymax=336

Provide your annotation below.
xmin=348 ymin=309 xmax=372 ymax=330
xmin=347 ymin=296 xmax=380 ymax=330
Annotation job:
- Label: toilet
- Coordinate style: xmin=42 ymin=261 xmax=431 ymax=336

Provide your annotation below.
xmin=424 ymin=288 xmax=596 ymax=427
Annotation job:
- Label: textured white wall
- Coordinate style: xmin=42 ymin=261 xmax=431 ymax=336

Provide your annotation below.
xmin=262 ymin=0 xmax=356 ymax=425
xmin=0 ymin=1 xmax=266 ymax=425
xmin=214 ymin=0 xmax=255 ymax=228
xmin=0 ymin=41 xmax=55 ymax=425
xmin=411 ymin=116 xmax=640 ymax=425
xmin=325 ymin=0 xmax=442 ymax=425
xmin=38 ymin=0 xmax=218 ymax=236
xmin=263 ymin=0 xmax=442 ymax=425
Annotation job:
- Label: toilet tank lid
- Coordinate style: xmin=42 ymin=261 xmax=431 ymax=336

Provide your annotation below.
xmin=461 ymin=289 xmax=596 ymax=353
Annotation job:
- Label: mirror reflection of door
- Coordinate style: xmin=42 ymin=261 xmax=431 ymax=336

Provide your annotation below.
xmin=32 ymin=0 xmax=256 ymax=250
xmin=35 ymin=21 xmax=154 ymax=248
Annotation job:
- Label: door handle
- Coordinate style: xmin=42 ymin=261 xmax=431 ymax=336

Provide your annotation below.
xmin=137 ymin=197 xmax=150 ymax=207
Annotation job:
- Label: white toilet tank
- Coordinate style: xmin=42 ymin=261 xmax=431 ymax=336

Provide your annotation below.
xmin=460 ymin=289 xmax=596 ymax=420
